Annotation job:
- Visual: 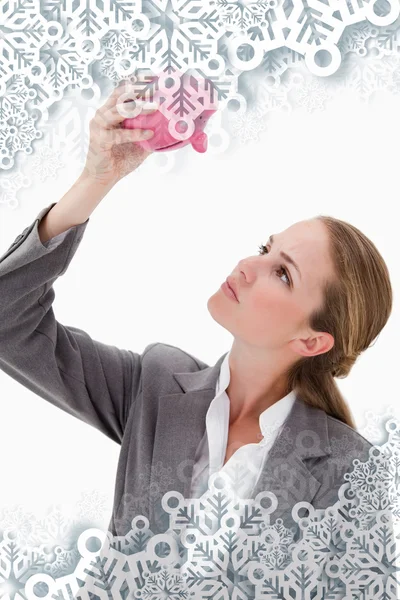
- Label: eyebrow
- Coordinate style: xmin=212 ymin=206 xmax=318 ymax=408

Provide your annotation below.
xmin=269 ymin=234 xmax=302 ymax=281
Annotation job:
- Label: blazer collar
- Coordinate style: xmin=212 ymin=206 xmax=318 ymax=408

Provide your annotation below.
xmin=149 ymin=351 xmax=331 ymax=533
xmin=172 ymin=351 xmax=331 ymax=459
xmin=172 ymin=351 xmax=228 ymax=393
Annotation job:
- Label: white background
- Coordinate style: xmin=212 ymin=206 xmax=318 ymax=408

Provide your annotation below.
xmin=0 ymin=86 xmax=399 ymax=529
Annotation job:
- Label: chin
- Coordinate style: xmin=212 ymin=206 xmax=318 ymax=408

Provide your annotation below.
xmin=206 ymin=294 xmax=234 ymax=331
xmin=206 ymin=294 xmax=215 ymax=315
xmin=206 ymin=290 xmax=222 ymax=310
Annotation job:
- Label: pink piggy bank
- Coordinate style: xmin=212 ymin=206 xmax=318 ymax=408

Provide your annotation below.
xmin=120 ymin=71 xmax=218 ymax=153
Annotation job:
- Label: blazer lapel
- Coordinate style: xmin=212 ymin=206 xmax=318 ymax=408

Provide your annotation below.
xmin=149 ymin=352 xmax=227 ymax=532
xmin=149 ymin=351 xmax=331 ymax=533
xmin=251 ymin=396 xmax=331 ymax=528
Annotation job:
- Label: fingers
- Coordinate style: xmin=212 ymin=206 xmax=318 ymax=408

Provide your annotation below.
xmin=94 ymin=83 xmax=159 ymax=129
xmin=107 ymin=127 xmax=155 ymax=145
xmin=104 ymin=99 xmax=159 ymax=127
xmin=98 ymin=79 xmax=154 ymax=118
xmin=93 ymin=101 xmax=158 ymax=129
xmin=101 ymin=80 xmax=133 ymax=113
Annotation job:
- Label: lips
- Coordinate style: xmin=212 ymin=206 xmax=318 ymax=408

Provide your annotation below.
xmin=226 ymin=276 xmax=239 ymax=302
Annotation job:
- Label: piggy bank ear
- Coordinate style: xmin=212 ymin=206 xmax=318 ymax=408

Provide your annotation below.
xmin=191 ymin=132 xmax=208 ymax=153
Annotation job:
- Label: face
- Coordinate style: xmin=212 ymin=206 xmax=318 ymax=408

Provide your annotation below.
xmin=207 ymin=219 xmax=337 ymax=351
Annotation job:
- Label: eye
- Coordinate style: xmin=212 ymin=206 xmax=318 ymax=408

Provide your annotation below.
xmin=258 ymin=244 xmax=291 ymax=287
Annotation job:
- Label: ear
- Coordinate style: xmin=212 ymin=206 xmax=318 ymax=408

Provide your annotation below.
xmin=290 ymin=331 xmax=334 ymax=359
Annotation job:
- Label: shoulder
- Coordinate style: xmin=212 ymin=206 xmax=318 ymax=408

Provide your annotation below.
xmin=141 ymin=341 xmax=209 ymax=373
xmin=309 ymin=412 xmax=374 ymax=510
xmin=325 ymin=412 xmax=373 ymax=463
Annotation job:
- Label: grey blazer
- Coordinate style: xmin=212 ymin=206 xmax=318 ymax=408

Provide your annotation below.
xmin=0 ymin=202 xmax=375 ymax=538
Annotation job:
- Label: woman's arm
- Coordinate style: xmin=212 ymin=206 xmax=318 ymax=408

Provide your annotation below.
xmin=37 ymin=174 xmax=115 ymax=243
xmin=0 ymin=81 xmax=159 ymax=444
xmin=0 ymin=194 xmax=153 ymax=444
xmin=38 ymin=79 xmax=158 ymax=244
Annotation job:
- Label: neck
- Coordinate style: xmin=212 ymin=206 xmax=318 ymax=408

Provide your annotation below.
xmin=226 ymin=340 xmax=293 ymax=425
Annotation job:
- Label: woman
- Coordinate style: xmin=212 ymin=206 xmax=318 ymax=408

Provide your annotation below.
xmin=0 ymin=80 xmax=393 ymax=539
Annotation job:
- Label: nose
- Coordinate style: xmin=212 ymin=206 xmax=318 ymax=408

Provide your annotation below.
xmin=237 ymin=255 xmax=263 ymax=284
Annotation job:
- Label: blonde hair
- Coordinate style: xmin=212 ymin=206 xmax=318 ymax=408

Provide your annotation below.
xmin=286 ymin=216 xmax=393 ymax=429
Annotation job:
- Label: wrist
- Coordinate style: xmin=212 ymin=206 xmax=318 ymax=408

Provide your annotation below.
xmin=78 ymin=168 xmax=120 ymax=190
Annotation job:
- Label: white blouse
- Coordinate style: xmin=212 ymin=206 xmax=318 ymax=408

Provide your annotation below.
xmin=190 ymin=350 xmax=296 ymax=500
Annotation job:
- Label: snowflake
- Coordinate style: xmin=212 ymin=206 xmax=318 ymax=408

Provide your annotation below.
xmin=329 ymin=434 xmax=365 ymax=468
xmin=390 ymin=59 xmax=400 ymax=93
xmin=229 ymin=106 xmax=267 ymax=142
xmin=214 ymin=0 xmax=276 ymax=33
xmin=0 ymin=77 xmax=43 ymax=171
xmin=76 ymin=489 xmax=108 ymax=521
xmin=23 ymin=505 xmax=84 ymax=551
xmin=257 ymin=521 xmax=297 ymax=569
xmin=114 ymin=461 xmax=176 ymax=533
xmin=0 ymin=170 xmax=31 ymax=210
xmin=295 ymin=77 xmax=332 ymax=112
xmin=358 ymin=404 xmax=400 ymax=445
xmin=338 ymin=21 xmax=378 ymax=57
xmin=132 ymin=460 xmax=177 ymax=501
xmin=327 ymin=51 xmax=398 ymax=102
xmin=142 ymin=564 xmax=190 ymax=598
xmin=255 ymin=84 xmax=291 ymax=115
xmin=114 ymin=492 xmax=150 ymax=534
xmin=270 ymin=424 xmax=295 ymax=455
xmin=0 ymin=0 xmax=399 ymax=183
xmin=98 ymin=29 xmax=138 ymax=84
xmin=148 ymin=460 xmax=175 ymax=492
xmin=0 ymin=415 xmax=398 ymax=599
xmin=29 ymin=144 xmax=65 ymax=181
xmin=0 ymin=505 xmax=36 ymax=546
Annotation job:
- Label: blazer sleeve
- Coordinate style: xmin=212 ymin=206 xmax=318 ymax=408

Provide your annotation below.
xmin=41 ymin=229 xmax=69 ymax=250
xmin=0 ymin=202 xmax=152 ymax=445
